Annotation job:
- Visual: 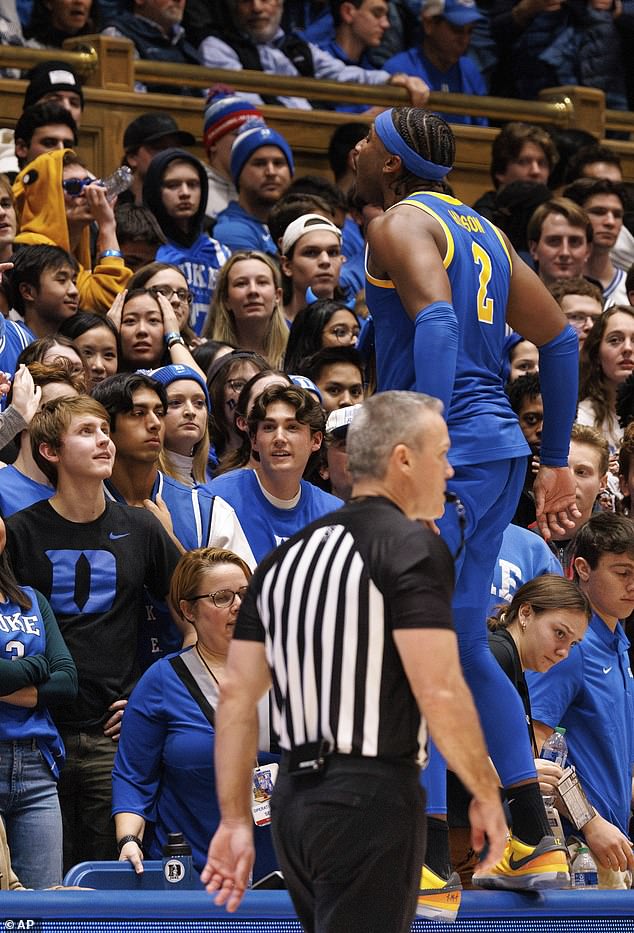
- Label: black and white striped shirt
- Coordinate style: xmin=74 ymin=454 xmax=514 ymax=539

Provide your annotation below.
xmin=234 ymin=496 xmax=454 ymax=765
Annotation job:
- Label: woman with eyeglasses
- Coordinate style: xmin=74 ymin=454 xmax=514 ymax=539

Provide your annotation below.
xmin=207 ymin=351 xmax=270 ymax=471
xmin=216 ymin=369 xmax=293 ymax=476
xmin=205 ymin=251 xmax=288 ymax=368
xmin=284 ymin=298 xmax=360 ymax=374
xmin=127 ymin=262 xmax=199 ymax=348
xmin=112 ymin=547 xmax=278 ymax=881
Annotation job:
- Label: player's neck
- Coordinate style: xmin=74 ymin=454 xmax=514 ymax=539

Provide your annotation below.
xmin=110 ymin=457 xmax=157 ymax=506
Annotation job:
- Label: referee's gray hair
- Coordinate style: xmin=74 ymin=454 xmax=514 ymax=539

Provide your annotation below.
xmin=346 ymin=391 xmax=443 ymax=480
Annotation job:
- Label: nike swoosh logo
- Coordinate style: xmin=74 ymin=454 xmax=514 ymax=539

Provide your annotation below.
xmin=603 ymin=667 xmax=612 ymax=674
xmin=109 ymin=532 xmax=129 ymax=540
xmin=508 ymin=848 xmax=558 ymax=871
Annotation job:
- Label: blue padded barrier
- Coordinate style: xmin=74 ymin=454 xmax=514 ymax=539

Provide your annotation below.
xmin=1 ymin=887 xmax=634 ymax=932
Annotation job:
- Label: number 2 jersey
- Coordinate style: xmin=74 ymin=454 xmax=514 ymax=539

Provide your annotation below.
xmin=365 ymin=190 xmax=529 ymax=466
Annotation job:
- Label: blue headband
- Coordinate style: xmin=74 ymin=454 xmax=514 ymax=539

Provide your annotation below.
xmin=374 ymin=109 xmax=452 ymax=181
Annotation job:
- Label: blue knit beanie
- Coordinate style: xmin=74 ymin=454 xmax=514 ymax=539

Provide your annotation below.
xmin=146 ymin=364 xmax=210 ymax=410
xmin=230 ymin=124 xmax=295 ymax=186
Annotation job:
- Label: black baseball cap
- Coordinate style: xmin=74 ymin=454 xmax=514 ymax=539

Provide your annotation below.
xmin=123 ymin=112 xmax=195 ymax=152
xmin=23 ymin=61 xmax=84 ymax=110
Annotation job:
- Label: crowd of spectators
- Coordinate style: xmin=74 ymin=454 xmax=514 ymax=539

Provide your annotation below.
xmin=0 ymin=3 xmax=634 ymax=901
xmin=2 ymin=0 xmax=634 ymax=112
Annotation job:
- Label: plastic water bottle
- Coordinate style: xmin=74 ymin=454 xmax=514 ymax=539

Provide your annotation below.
xmin=162 ymin=832 xmax=194 ymax=889
xmin=99 ymin=166 xmax=133 ymax=200
xmin=572 ymin=845 xmax=598 ymax=889
xmin=540 ymin=726 xmax=568 ymax=807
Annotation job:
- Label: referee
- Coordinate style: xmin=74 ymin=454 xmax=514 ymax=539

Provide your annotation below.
xmin=202 ymin=392 xmax=507 ymax=932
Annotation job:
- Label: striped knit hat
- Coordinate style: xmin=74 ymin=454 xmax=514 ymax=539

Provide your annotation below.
xmin=203 ymin=92 xmax=263 ymax=149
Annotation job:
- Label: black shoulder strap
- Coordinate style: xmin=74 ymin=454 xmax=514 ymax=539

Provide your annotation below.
xmin=224 ymin=29 xmax=315 ymax=105
xmin=278 ymin=33 xmax=314 ymax=77
xmin=169 ymin=654 xmax=215 ymax=727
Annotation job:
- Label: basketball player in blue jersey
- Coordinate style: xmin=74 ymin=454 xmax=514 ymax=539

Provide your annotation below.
xmin=354 ymin=108 xmax=581 ymax=896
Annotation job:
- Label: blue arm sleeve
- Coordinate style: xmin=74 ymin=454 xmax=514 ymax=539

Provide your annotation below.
xmin=414 ymin=302 xmax=459 ymax=414
xmin=538 ymin=324 xmax=579 ymax=467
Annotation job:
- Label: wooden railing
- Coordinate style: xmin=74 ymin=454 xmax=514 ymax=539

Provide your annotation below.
xmin=0 ymin=37 xmax=632 ymax=206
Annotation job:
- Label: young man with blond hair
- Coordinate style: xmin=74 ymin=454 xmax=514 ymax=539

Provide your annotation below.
xmin=5 ymin=395 xmax=180 ymax=873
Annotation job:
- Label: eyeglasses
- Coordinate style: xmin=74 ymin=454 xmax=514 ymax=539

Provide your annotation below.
xmin=565 ymin=312 xmax=602 ymax=326
xmin=62 ymin=176 xmax=94 ymax=197
xmin=148 ymin=284 xmax=193 ymax=305
xmin=326 ymin=325 xmax=360 ymax=342
xmin=225 ymin=379 xmax=247 ymax=394
xmin=187 ymin=586 xmax=248 ymax=608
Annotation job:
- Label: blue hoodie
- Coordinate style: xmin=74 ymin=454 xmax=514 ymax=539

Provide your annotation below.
xmin=143 ymin=149 xmax=230 ymax=335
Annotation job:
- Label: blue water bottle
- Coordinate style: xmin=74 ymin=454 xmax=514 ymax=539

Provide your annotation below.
xmin=162 ymin=832 xmax=194 ymax=889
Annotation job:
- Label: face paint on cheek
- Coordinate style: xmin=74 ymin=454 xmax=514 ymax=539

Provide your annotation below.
xmin=226 ymin=399 xmax=237 ymax=411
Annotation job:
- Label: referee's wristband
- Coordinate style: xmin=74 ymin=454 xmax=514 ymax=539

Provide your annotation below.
xmin=97 ymin=249 xmax=123 ymax=261
xmin=117 ymin=834 xmax=143 ymax=853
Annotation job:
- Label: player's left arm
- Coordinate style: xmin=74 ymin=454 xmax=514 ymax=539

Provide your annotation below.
xmin=504 ymin=243 xmax=580 ymax=540
xmin=367 ymin=208 xmax=458 ymax=410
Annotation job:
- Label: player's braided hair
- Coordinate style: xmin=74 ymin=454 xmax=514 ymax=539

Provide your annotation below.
xmin=391 ymin=108 xmax=455 ymax=195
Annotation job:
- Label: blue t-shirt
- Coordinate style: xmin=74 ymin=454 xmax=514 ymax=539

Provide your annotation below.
xmin=319 ymin=38 xmax=380 ymax=113
xmin=0 ymin=587 xmax=66 ymax=776
xmin=0 ymin=319 xmax=34 ymax=410
xmin=0 ymin=464 xmax=53 ymax=517
xmin=366 ymin=190 xmax=528 ymax=465
xmin=206 ymin=468 xmax=342 ymax=565
xmin=488 ymin=523 xmax=562 ymax=616
xmin=112 ymin=648 xmax=278 ymax=879
xmin=340 ymin=217 xmax=366 ymax=300
xmin=156 ymin=233 xmax=230 ymax=336
xmin=383 ymin=46 xmax=488 ymax=125
xmin=528 ymin=612 xmax=634 ymax=834
xmin=213 ymin=201 xmax=277 ymax=256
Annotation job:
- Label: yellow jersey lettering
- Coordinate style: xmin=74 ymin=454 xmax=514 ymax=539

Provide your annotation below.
xmin=449 ymin=209 xmax=484 ymax=234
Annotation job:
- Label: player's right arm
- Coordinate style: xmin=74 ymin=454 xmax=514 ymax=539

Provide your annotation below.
xmin=505 ymin=247 xmax=580 ymax=540
xmin=367 ymin=208 xmax=459 ymax=410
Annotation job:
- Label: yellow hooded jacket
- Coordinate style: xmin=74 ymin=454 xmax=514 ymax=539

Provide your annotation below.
xmin=13 ymin=149 xmax=131 ymax=314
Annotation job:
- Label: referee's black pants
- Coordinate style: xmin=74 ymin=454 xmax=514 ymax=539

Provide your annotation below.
xmin=271 ymin=753 xmax=426 ymax=933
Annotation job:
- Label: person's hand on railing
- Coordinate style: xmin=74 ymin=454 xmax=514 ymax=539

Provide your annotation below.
xmin=387 ymin=73 xmax=430 ymax=109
